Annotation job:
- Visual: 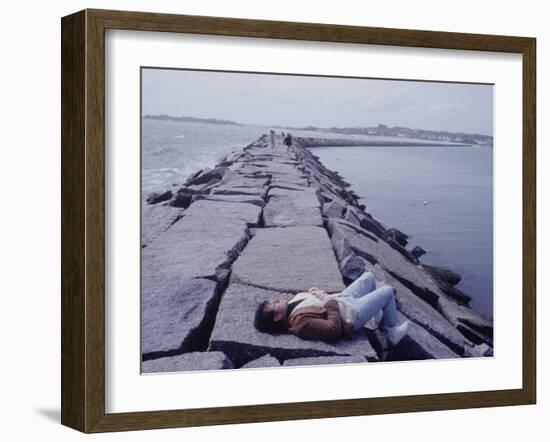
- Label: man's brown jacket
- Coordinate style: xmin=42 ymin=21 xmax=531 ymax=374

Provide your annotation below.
xmin=285 ymin=299 xmax=354 ymax=340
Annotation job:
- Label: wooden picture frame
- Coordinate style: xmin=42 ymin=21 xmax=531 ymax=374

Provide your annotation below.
xmin=61 ymin=8 xmax=536 ymax=433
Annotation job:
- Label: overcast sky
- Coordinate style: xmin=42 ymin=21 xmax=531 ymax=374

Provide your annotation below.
xmin=142 ymin=68 xmax=493 ymax=135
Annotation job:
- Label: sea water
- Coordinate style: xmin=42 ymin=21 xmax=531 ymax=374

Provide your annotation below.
xmin=141 ymin=118 xmax=266 ymax=197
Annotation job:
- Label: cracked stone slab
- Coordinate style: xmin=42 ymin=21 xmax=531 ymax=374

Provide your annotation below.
xmin=261 ymin=162 xmax=303 ymax=175
xmin=263 ymin=187 xmax=323 ymax=227
xmin=229 ymin=164 xmax=270 ymax=175
xmin=141 ymin=204 xmax=184 ymax=248
xmin=194 ymin=194 xmax=265 ymax=207
xmin=269 ymin=178 xmax=309 ymax=189
xmin=209 ymin=283 xmax=378 ymax=367
xmin=210 ymin=185 xmax=268 ymax=198
xmin=142 ymin=351 xmax=234 ymax=373
xmin=143 ymin=199 xmax=262 ymax=283
xmin=223 ymin=173 xmax=271 ymax=188
xmin=230 ymin=226 xmax=345 ymax=293
xmin=141 ymin=278 xmax=219 ymax=356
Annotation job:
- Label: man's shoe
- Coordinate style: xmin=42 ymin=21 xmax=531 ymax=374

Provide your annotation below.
xmin=364 ymin=311 xmax=384 ymax=330
xmin=387 ymin=321 xmax=410 ymax=346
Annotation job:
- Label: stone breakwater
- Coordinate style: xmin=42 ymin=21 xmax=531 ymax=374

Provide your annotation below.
xmin=141 ymin=134 xmax=493 ymax=373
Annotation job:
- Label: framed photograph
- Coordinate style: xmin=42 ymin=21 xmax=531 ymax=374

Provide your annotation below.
xmin=61 ymin=9 xmax=536 ymax=433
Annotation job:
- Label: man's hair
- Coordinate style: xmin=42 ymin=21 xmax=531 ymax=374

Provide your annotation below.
xmin=254 ymin=300 xmax=286 ymax=333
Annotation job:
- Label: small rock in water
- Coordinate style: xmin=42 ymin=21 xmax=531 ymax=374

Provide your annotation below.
xmin=411 ymin=245 xmax=427 ymax=258
xmin=387 ymin=228 xmax=408 ymax=247
xmin=169 ymin=187 xmax=201 ymax=208
xmin=424 ymin=264 xmax=462 ymax=286
xmin=186 ymin=166 xmax=227 ymax=186
xmin=422 ymin=200 xmax=428 ymax=205
xmin=146 ymin=190 xmax=173 ymax=205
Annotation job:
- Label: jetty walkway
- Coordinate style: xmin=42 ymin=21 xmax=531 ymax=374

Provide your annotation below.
xmin=141 ymin=134 xmax=493 ymax=373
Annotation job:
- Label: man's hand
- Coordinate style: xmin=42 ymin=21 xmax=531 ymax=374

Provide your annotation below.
xmin=309 ymin=287 xmax=330 ymax=302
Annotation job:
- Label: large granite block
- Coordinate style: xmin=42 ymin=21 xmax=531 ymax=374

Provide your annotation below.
xmin=263 ymin=187 xmax=323 ymax=227
xmin=230 ymin=226 xmax=345 ymax=293
xmin=269 ymin=179 xmax=309 ymax=190
xmin=193 ymin=194 xmax=265 ymax=207
xmin=141 ymin=278 xmax=219 ymax=357
xmin=143 ymin=200 xmax=262 ymax=283
xmin=141 ymin=204 xmax=184 ymax=248
xmin=210 ymin=185 xmax=268 ymax=198
xmin=142 ymin=351 xmax=234 ymax=373
xmin=225 ymin=174 xmax=271 ymax=187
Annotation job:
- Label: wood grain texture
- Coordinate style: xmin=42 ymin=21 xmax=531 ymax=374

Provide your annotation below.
xmin=60 ymin=8 xmax=537 ymax=433
xmin=522 ymin=38 xmax=537 ymax=404
xmin=85 ymin=9 xmax=107 ymax=433
xmin=89 ymin=8 xmax=532 ymax=52
xmin=61 ymin=10 xmax=86 ymax=432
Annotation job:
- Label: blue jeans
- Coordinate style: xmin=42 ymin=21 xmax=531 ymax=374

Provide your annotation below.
xmin=338 ymin=272 xmax=399 ymax=331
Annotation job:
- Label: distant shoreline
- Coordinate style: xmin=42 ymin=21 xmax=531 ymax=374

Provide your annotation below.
xmin=297 ymin=137 xmax=472 ymax=148
xmin=142 ymin=114 xmax=493 ymax=147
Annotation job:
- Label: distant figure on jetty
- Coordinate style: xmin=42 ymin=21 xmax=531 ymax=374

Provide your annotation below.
xmin=283 ymin=133 xmax=293 ymax=155
xmin=254 ymin=272 xmax=410 ymax=344
xmin=269 ymin=130 xmax=275 ymax=149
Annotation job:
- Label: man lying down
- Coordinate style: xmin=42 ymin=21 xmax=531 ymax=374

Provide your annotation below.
xmin=254 ymin=271 xmax=410 ymax=345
